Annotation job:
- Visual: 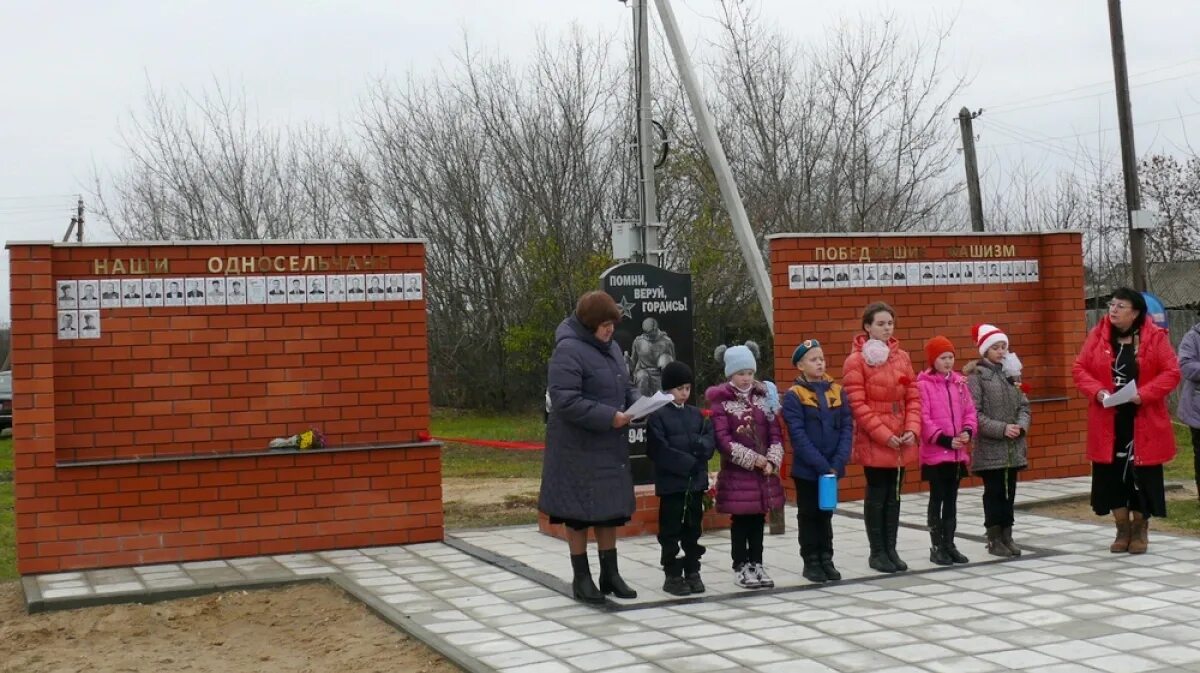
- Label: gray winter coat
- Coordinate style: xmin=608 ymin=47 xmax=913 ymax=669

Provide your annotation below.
xmin=538 ymin=315 xmax=640 ymax=522
xmin=1178 ymin=323 xmax=1200 ymax=428
xmin=965 ymin=359 xmax=1031 ymax=473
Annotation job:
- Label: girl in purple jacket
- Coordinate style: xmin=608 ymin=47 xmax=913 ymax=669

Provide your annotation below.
xmin=917 ymin=336 xmax=978 ymax=566
xmin=706 ymin=343 xmax=785 ymax=589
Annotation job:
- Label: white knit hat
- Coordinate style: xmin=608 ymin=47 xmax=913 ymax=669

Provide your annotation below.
xmin=973 ymin=323 xmax=1009 ymax=356
xmin=720 ymin=345 xmax=757 ymax=377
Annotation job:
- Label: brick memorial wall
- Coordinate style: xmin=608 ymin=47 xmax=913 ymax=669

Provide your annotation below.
xmin=770 ymin=232 xmax=1090 ymax=502
xmin=8 ymin=240 xmax=441 ymax=574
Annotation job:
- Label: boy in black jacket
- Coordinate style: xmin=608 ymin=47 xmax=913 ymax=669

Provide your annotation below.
xmin=647 ymin=361 xmax=716 ymax=595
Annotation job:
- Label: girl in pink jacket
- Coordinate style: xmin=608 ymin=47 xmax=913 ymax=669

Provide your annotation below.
xmin=917 ymin=336 xmax=978 ymax=566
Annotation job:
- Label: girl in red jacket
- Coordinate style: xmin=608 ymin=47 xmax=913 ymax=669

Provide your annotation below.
xmin=917 ymin=336 xmax=978 ymax=566
xmin=843 ymin=302 xmax=922 ymax=573
xmin=1072 ymin=287 xmax=1181 ymax=554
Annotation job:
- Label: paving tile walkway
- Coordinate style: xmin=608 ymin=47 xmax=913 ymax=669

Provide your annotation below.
xmin=22 ymin=476 xmax=1200 ymax=673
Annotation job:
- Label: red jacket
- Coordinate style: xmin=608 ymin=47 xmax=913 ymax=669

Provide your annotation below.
xmin=843 ymin=334 xmax=922 ymax=468
xmin=1072 ymin=318 xmax=1181 ymax=465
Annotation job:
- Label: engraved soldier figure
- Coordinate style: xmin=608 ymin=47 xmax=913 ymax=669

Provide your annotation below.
xmin=629 ymin=317 xmax=676 ymax=397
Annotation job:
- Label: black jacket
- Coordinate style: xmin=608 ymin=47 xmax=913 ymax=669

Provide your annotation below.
xmin=647 ymin=403 xmax=716 ymax=496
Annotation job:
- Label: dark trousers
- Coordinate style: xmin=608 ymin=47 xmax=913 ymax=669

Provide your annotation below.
xmin=730 ymin=514 xmax=765 ymax=568
xmin=657 ymin=492 xmax=706 ymax=575
xmin=793 ymin=478 xmax=833 ymax=559
xmin=927 ymin=474 xmax=960 ymax=522
xmin=863 ymin=466 xmax=901 ymax=499
xmin=979 ymin=468 xmax=1018 ymax=527
xmin=1193 ymin=427 xmax=1200 ymax=491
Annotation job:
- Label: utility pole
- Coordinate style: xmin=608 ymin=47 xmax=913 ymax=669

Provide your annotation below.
xmin=1107 ymin=0 xmax=1147 ymax=291
xmin=75 ymin=195 xmax=84 ymax=242
xmin=958 ymin=108 xmax=984 ymax=232
xmin=632 ymin=0 xmax=660 ymax=266
xmin=654 ymin=0 xmax=773 ymax=330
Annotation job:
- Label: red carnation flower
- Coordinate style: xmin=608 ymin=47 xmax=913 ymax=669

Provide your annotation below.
xmin=1020 ymin=382 xmax=1031 ymax=394
xmin=701 ymin=408 xmax=713 ymax=418
xmin=417 ymin=430 xmax=432 ymax=442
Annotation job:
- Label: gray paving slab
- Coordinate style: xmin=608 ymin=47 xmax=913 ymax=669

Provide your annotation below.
xmin=19 ymin=477 xmax=1200 ymax=673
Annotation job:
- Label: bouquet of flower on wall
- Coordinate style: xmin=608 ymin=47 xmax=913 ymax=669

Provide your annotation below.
xmin=268 ymin=427 xmax=327 ymax=451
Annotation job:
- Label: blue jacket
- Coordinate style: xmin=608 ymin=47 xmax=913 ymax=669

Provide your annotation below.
xmin=782 ymin=375 xmax=853 ymax=481
xmin=646 ymin=403 xmax=716 ymax=496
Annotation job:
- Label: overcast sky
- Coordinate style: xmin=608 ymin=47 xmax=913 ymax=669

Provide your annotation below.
xmin=4 ymin=0 xmax=1200 ymax=323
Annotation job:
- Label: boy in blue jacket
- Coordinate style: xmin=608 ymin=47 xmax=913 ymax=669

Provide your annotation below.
xmin=647 ymin=361 xmax=716 ymax=596
xmin=782 ymin=339 xmax=853 ymax=583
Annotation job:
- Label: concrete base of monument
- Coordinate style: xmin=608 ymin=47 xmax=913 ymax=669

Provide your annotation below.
xmin=537 ymin=484 xmax=732 ymax=539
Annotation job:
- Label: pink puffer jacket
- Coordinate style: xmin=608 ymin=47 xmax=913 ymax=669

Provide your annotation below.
xmin=917 ymin=369 xmax=978 ymax=467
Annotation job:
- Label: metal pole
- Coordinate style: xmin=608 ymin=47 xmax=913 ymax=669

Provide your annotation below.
xmin=653 ymin=0 xmax=773 ymax=331
xmin=958 ymin=108 xmax=984 ymax=232
xmin=634 ymin=0 xmax=660 ymax=266
xmin=1107 ymin=0 xmax=1147 ymax=291
xmin=76 ymin=195 xmax=84 ymax=242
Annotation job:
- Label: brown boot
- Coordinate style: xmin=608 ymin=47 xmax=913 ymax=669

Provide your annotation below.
xmin=1000 ymin=525 xmax=1022 ymax=557
xmin=1128 ymin=512 xmax=1149 ymax=554
xmin=1110 ymin=508 xmax=1131 ymax=553
xmin=986 ymin=525 xmax=1011 ymax=557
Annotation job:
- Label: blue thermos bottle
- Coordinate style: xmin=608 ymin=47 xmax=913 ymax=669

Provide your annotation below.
xmin=818 ymin=474 xmax=838 ymax=511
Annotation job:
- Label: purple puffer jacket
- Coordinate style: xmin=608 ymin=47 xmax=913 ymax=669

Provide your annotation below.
xmin=706 ymin=381 xmax=785 ymax=515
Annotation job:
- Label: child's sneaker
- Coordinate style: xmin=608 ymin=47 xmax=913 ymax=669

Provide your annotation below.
xmin=734 ymin=563 xmax=757 ymax=589
xmin=662 ymin=575 xmax=691 ymax=596
xmin=752 ymin=563 xmax=775 ymax=589
xmin=684 ymin=572 xmax=705 ymax=594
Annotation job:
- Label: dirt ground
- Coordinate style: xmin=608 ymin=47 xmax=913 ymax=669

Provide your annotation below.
xmin=0 ymin=581 xmax=460 ymax=673
xmin=0 ymin=481 xmax=544 ymax=673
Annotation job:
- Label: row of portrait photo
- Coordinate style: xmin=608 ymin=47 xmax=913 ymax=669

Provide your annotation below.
xmin=54 ymin=273 xmax=424 ymax=311
xmin=787 ymin=259 xmax=1040 ymax=291
xmin=57 ymin=309 xmax=101 ymax=340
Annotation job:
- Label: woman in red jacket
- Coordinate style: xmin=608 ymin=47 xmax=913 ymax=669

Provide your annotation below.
xmin=843 ymin=302 xmax=922 ymax=573
xmin=1072 ymin=288 xmax=1181 ymax=555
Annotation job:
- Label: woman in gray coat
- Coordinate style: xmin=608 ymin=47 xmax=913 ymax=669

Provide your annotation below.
xmin=539 ymin=291 xmax=640 ymax=603
xmin=1178 ymin=321 xmax=1200 ymax=499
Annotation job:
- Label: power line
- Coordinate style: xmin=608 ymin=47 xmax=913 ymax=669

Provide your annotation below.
xmin=989 ymin=69 xmax=1200 ymax=116
xmin=979 ymin=108 xmax=1200 ymax=149
xmin=987 ymin=54 xmax=1200 ymax=112
xmin=0 ymin=193 xmax=77 ymax=201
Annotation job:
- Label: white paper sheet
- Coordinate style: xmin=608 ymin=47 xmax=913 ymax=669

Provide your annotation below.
xmin=625 ymin=390 xmax=675 ymax=420
xmin=1102 ymin=380 xmax=1138 ymax=408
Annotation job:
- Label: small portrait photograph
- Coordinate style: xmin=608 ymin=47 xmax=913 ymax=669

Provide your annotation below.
xmin=891 ymin=262 xmax=907 ymax=284
xmin=1026 ymin=260 xmax=1040 ymax=282
xmin=306 ymin=275 xmax=327 ymax=303
xmin=226 ymin=278 xmax=247 ymax=305
xmin=366 ymin=274 xmax=388 ymax=298
xmin=99 ymin=279 xmax=122 ymax=307
xmin=385 ymin=273 xmax=405 ymax=301
xmin=832 ymin=264 xmax=851 ymax=288
xmin=246 ymin=277 xmax=267 ymax=304
xmin=78 ymin=279 xmax=100 ymax=309
xmin=864 ymin=263 xmax=879 ymax=284
xmin=121 ymin=278 xmax=144 ymax=308
xmin=933 ymin=261 xmax=948 ymax=286
xmin=818 ymin=265 xmax=836 ymax=284
xmin=266 ymin=276 xmax=288 ymax=304
xmin=326 ymin=275 xmax=347 ymax=303
xmin=1015 ymin=259 xmax=1030 ymax=281
xmin=286 ymin=276 xmax=308 ymax=303
xmin=205 ymin=277 xmax=226 ymax=305
xmin=961 ymin=262 xmax=976 ymax=283
xmin=946 ymin=261 xmax=961 ymax=282
xmin=141 ymin=278 xmax=165 ymax=307
xmin=403 ymin=273 xmax=423 ymax=301
xmin=185 ymin=278 xmax=206 ymax=306
xmin=788 ymin=265 xmax=804 ymax=291
xmin=164 ymin=278 xmax=186 ymax=307
xmin=979 ymin=261 xmax=996 ymax=283
xmin=345 ymin=274 xmax=367 ymax=301
xmin=79 ymin=309 xmax=101 ymax=339
xmin=57 ymin=310 xmax=78 ymax=340
xmin=56 ymin=280 xmax=78 ymax=309
xmin=803 ymin=264 xmax=820 ymax=289
xmin=919 ymin=263 xmax=935 ymax=283
xmin=1000 ymin=261 xmax=1014 ymax=282
xmin=905 ymin=262 xmax=922 ymax=285
xmin=875 ymin=263 xmax=893 ymax=287
xmin=848 ymin=264 xmax=865 ymax=288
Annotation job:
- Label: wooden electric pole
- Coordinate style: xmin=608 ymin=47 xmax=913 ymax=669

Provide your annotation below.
xmin=632 ymin=0 xmax=660 ymax=266
xmin=1107 ymin=0 xmax=1147 ymax=291
xmin=958 ymin=107 xmax=984 ymax=232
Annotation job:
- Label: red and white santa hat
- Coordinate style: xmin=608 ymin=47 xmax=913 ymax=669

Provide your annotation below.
xmin=972 ymin=323 xmax=1009 ymax=356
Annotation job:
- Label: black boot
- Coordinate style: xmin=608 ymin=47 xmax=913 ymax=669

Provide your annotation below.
xmin=571 ymin=553 xmax=604 ymax=604
xmin=865 ymin=495 xmax=898 ymax=573
xmin=928 ymin=516 xmax=952 ymax=566
xmin=661 ymin=558 xmax=690 ymax=596
xmin=884 ymin=494 xmax=908 ymax=572
xmin=598 ymin=548 xmax=638 ymax=599
xmin=819 ymin=517 xmax=841 ymax=580
xmin=943 ymin=516 xmax=968 ymax=564
xmin=683 ymin=556 xmax=705 ymax=594
xmin=986 ymin=525 xmax=1011 ymax=557
xmin=802 ymin=553 xmax=828 ymax=583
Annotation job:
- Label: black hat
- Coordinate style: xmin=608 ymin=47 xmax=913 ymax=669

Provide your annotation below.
xmin=660 ymin=361 xmax=693 ymax=391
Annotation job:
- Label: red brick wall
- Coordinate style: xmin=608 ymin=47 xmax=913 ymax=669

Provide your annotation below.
xmin=8 ymin=241 xmax=442 ymax=574
xmin=769 ymin=232 xmax=1090 ymax=502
